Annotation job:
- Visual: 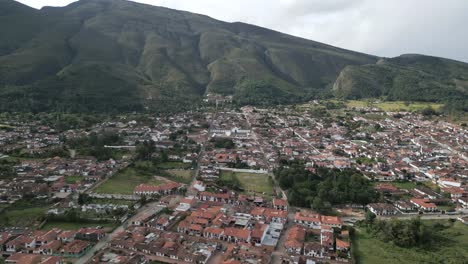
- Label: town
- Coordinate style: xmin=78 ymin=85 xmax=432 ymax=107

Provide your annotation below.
xmin=0 ymin=99 xmax=467 ymax=264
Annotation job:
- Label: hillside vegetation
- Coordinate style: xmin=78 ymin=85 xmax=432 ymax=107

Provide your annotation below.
xmin=0 ymin=0 xmax=467 ymax=113
xmin=333 ymin=55 xmax=468 ymax=112
xmin=0 ymin=0 xmax=375 ymax=112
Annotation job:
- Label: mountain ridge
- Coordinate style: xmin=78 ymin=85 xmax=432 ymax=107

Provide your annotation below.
xmin=0 ymin=0 xmax=466 ymax=113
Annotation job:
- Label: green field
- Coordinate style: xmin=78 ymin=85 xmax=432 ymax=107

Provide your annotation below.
xmin=0 ymin=199 xmax=51 ymax=227
xmin=65 ymin=175 xmax=83 ymax=184
xmin=220 ymin=171 xmax=274 ymax=196
xmin=353 ymin=220 xmax=468 ymax=264
xmin=41 ymin=221 xmax=118 ymax=231
xmin=95 ymin=167 xmax=163 ymax=195
xmin=157 ymin=162 xmax=192 ymax=169
xmin=389 ymin=181 xmax=418 ymax=190
xmin=87 ymin=198 xmax=135 ymax=206
xmin=346 ymin=100 xmax=444 ymax=112
xmin=166 ymin=169 xmax=193 ymax=184
xmin=0 ymin=206 xmax=48 ymax=227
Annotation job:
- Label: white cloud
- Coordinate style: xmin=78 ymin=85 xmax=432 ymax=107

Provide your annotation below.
xmin=15 ymin=0 xmax=468 ymax=62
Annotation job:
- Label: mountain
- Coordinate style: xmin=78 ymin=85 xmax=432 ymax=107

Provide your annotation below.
xmin=0 ymin=0 xmax=466 ymax=113
xmin=333 ymin=54 xmax=468 ymax=105
xmin=0 ymin=0 xmax=377 ymax=112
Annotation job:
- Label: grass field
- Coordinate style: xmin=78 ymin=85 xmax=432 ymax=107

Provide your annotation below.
xmin=65 ymin=175 xmax=83 ymax=184
xmin=0 ymin=206 xmax=48 ymax=227
xmin=389 ymin=181 xmax=418 ymax=190
xmin=41 ymin=221 xmax=118 ymax=231
xmin=166 ymin=169 xmax=193 ymax=184
xmin=220 ymin=171 xmax=274 ymax=196
xmin=95 ymin=167 xmax=163 ymax=195
xmin=0 ymin=199 xmax=51 ymax=227
xmin=87 ymin=198 xmax=135 ymax=206
xmin=157 ymin=162 xmax=192 ymax=169
xmin=346 ymin=100 xmax=444 ymax=112
xmin=353 ymin=220 xmax=468 ymax=264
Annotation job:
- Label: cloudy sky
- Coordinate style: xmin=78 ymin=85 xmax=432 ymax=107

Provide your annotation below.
xmin=16 ymin=0 xmax=468 ymax=62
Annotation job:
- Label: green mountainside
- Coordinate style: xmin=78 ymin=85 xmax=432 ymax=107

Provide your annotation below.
xmin=0 ymin=0 xmax=376 ymax=112
xmin=333 ymin=55 xmax=468 ymax=111
xmin=0 ymin=0 xmax=466 ymax=113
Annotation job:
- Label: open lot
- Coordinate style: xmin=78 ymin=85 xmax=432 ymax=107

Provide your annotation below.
xmin=65 ymin=175 xmax=83 ymax=184
xmin=41 ymin=221 xmax=118 ymax=231
xmin=87 ymin=198 xmax=135 ymax=206
xmin=220 ymin=171 xmax=274 ymax=196
xmin=353 ymin=220 xmax=468 ymax=264
xmin=346 ymin=100 xmax=444 ymax=112
xmin=388 ymin=181 xmax=418 ymax=190
xmin=95 ymin=167 xmax=163 ymax=195
xmin=157 ymin=161 xmax=192 ymax=169
xmin=0 ymin=206 xmax=48 ymax=227
xmin=166 ymin=169 xmax=193 ymax=184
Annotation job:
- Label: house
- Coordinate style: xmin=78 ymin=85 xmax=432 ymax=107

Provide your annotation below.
xmin=294 ymin=212 xmax=321 ymax=229
xmin=414 ymin=186 xmax=440 ymax=199
xmin=33 ymin=240 xmax=61 ymax=255
xmin=458 ymin=216 xmax=468 ymax=225
xmin=303 ymin=242 xmax=325 ymax=258
xmin=75 ymin=228 xmax=106 ymax=242
xmin=61 ymin=240 xmax=92 ymax=258
xmin=198 ymin=192 xmax=234 ymax=204
xmin=284 ymin=225 xmax=305 ymax=254
xmin=320 ymin=215 xmax=343 ymax=228
xmin=57 ymin=231 xmax=76 ymax=243
xmin=176 ymin=197 xmax=196 ymax=212
xmin=441 ymin=187 xmax=465 ymax=201
xmin=250 ymin=224 xmax=268 ymax=245
xmin=203 ymin=227 xmax=224 ymax=240
xmin=459 ymin=197 xmax=468 ymax=208
xmin=222 ymin=228 xmax=251 ymax=243
xmin=273 ymin=198 xmax=288 ymax=211
xmin=438 ymin=178 xmax=462 ymax=188
xmin=394 ymin=200 xmax=415 ymax=212
xmin=367 ymin=203 xmax=399 ymax=215
xmin=40 ymin=256 xmax=63 ymax=264
xmin=5 ymin=253 xmax=41 ymax=264
xmin=192 ymin=181 xmax=206 ymax=192
xmin=410 ymin=198 xmax=438 ymax=212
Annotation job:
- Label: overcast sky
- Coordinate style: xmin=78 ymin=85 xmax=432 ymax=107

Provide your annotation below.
xmin=16 ymin=0 xmax=468 ymax=62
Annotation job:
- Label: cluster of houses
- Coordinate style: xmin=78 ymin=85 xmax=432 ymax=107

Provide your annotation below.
xmin=0 ymin=227 xmax=107 ymax=262
xmin=371 ymin=179 xmax=467 ymax=216
xmin=243 ymin=107 xmax=466 ymax=184
xmin=280 ymin=211 xmax=348 ymax=263
xmin=0 ymin=157 xmax=124 ymax=205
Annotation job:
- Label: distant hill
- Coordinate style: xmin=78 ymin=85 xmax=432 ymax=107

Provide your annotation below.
xmin=0 ymin=0 xmax=466 ymax=113
xmin=333 ymin=55 xmax=468 ymax=111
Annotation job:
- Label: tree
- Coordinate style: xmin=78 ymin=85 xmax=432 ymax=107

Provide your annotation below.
xmin=365 ymin=211 xmax=376 ymax=224
xmin=136 ymin=140 xmax=156 ymax=161
xmin=78 ymin=193 xmax=90 ymax=205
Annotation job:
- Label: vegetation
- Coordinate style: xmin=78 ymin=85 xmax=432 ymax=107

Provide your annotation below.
xmin=364 ymin=215 xmax=433 ymax=248
xmin=219 ymin=171 xmax=274 ymax=196
xmin=66 ymin=131 xmax=124 ymax=161
xmin=211 ymin=138 xmax=235 ymax=149
xmin=95 ymin=166 xmax=163 ymax=195
xmin=0 ymin=159 xmax=17 ymax=180
xmin=353 ymin=219 xmax=468 ymax=264
xmin=41 ymin=221 xmax=117 ymax=231
xmin=334 ymin=55 xmax=468 ymax=113
xmin=0 ymin=0 xmax=376 ymax=113
xmin=274 ymin=162 xmax=377 ymax=211
xmin=0 ymin=198 xmax=50 ymax=227
xmin=345 ymin=100 xmax=444 ymax=112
